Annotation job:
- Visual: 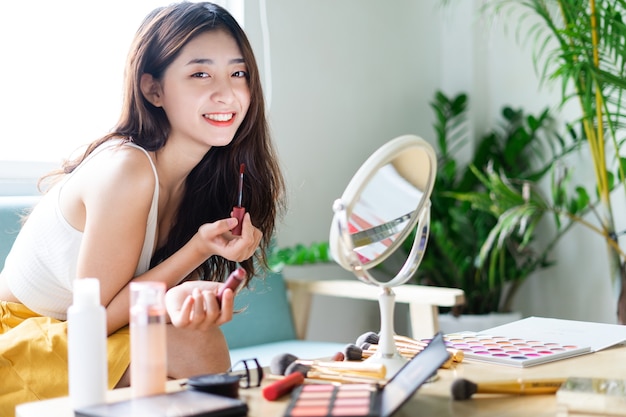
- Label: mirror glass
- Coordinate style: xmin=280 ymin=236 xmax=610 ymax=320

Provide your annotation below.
xmin=329 ymin=135 xmax=436 ymax=285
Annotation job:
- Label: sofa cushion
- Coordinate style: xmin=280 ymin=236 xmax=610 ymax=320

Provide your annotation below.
xmin=0 ymin=196 xmax=40 ymax=270
xmin=222 ymin=271 xmax=298 ymax=349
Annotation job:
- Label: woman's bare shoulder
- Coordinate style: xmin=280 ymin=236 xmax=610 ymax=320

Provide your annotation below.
xmin=83 ymin=143 xmax=156 ymax=193
xmin=59 ymin=142 xmax=158 ymax=232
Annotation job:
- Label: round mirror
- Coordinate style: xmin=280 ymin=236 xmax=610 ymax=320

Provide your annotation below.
xmin=328 ymin=134 xmax=437 ymax=378
xmin=329 ymin=134 xmax=436 ymax=286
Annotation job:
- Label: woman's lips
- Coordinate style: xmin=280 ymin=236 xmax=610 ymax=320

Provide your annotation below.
xmin=204 ymin=112 xmax=236 ymax=127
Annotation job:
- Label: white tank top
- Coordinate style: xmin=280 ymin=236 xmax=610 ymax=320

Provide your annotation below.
xmin=2 ymin=141 xmax=159 ymax=320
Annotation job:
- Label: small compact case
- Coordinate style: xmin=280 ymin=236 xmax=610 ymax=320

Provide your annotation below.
xmin=283 ymin=332 xmax=450 ymax=417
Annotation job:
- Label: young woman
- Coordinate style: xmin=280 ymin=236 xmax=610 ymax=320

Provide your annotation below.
xmin=0 ymin=1 xmax=284 ymax=412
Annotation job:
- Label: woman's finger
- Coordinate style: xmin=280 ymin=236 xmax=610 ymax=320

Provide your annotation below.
xmin=191 ymin=287 xmax=206 ymax=322
xmin=172 ymin=295 xmax=194 ymax=327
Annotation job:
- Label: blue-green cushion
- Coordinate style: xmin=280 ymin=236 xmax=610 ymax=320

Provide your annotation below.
xmin=222 ymin=270 xmax=298 ymax=349
xmin=222 ymin=270 xmax=347 ymax=366
xmin=0 ymin=196 xmax=39 ymax=270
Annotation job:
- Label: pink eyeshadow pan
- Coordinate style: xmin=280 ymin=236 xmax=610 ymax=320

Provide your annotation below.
xmin=289 ymin=406 xmax=330 ymax=416
xmin=334 ymin=397 xmax=371 ymax=406
xmin=298 ymin=391 xmax=333 ymax=399
xmin=336 ymin=391 xmax=371 ymax=398
xmin=295 ymin=399 xmax=332 ymax=407
xmin=331 ymin=406 xmax=371 ymax=416
xmin=302 ymin=385 xmax=335 ymax=392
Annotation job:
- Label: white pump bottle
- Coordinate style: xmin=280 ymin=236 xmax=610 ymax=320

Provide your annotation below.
xmin=67 ymin=277 xmax=108 ymax=409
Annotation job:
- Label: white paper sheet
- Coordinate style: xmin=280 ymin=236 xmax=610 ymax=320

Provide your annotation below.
xmin=479 ymin=316 xmax=626 ymax=352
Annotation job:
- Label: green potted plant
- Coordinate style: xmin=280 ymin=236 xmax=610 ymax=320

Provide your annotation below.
xmin=408 ymin=91 xmax=572 ymax=318
xmin=461 ymin=0 xmax=626 ymax=323
xmin=269 ymin=90 xmax=569 ymax=325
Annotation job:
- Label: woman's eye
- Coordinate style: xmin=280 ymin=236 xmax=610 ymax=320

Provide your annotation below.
xmin=192 ymin=72 xmax=209 ymax=78
xmin=232 ymin=70 xmax=248 ymax=78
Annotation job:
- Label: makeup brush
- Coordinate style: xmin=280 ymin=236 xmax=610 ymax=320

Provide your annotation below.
xmin=357 ymin=331 xmax=429 ymax=349
xmin=231 ymin=163 xmax=246 ymax=236
xmin=361 ymin=342 xmax=419 ymax=358
xmin=356 ymin=332 xmax=464 ymax=363
xmin=357 ymin=331 xmax=433 ymax=348
xmin=270 ymin=353 xmax=387 ymax=379
xmin=356 ymin=331 xmax=380 ymax=347
xmin=343 ymin=343 xmax=366 ymax=361
xmin=285 ymin=363 xmax=386 ymax=385
xmin=345 ymin=342 xmax=412 ymax=360
xmin=359 ymin=343 xmax=455 ymax=369
xmin=270 ymin=353 xmax=298 ymax=376
xmin=451 ymin=377 xmax=566 ymax=400
xmin=363 ymin=341 xmax=464 ymax=364
xmin=347 ymin=343 xmax=454 ymax=369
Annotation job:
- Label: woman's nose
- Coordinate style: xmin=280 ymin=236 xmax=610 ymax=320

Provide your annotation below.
xmin=211 ymin=77 xmax=235 ymax=103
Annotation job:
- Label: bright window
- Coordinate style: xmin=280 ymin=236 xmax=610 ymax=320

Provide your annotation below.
xmin=0 ymin=0 xmax=244 ymax=164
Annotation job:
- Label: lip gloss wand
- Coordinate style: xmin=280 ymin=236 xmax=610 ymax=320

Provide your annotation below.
xmin=232 ymin=163 xmax=246 ymax=236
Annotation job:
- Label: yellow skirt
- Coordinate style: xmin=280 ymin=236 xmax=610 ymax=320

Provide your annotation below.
xmin=0 ymin=301 xmax=130 ymax=416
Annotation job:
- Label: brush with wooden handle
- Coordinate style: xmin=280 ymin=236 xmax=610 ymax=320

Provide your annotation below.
xmin=270 ymin=352 xmax=387 ymax=379
xmin=356 ymin=331 xmax=464 ymax=363
xmin=451 ymin=377 xmax=565 ymax=400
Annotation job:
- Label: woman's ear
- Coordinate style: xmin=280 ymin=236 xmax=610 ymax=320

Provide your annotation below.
xmin=140 ymin=73 xmax=163 ymax=107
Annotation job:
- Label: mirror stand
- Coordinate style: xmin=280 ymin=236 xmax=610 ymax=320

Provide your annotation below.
xmin=368 ymin=287 xmax=407 ymax=376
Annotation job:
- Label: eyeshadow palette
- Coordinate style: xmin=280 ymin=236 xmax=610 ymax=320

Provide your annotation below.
xmin=442 ymin=333 xmax=591 ymax=368
xmin=283 ymin=332 xmax=450 ymax=417
xmin=285 ymin=384 xmax=380 ymax=417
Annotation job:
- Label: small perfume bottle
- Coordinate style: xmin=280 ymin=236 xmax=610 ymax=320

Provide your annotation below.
xmin=67 ymin=278 xmax=108 ymax=409
xmin=130 ymin=281 xmax=167 ymax=397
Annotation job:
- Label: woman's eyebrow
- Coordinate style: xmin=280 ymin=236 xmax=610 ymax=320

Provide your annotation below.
xmin=186 ymin=58 xmax=245 ymax=65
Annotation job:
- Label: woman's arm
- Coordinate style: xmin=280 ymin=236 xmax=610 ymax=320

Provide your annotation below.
xmin=65 ymin=146 xmax=260 ymax=334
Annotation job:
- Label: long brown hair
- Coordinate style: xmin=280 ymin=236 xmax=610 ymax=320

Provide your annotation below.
xmin=44 ymin=2 xmax=285 ymax=283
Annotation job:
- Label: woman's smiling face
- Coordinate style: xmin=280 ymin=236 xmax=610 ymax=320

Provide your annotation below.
xmin=155 ymin=29 xmax=251 ymax=150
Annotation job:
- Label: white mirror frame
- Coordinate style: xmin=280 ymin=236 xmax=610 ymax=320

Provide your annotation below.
xmin=329 ymin=134 xmax=437 ymax=286
xmin=328 ymin=134 xmax=437 ymax=377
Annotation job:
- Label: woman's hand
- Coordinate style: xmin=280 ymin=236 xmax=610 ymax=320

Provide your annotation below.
xmin=165 ymin=281 xmax=234 ymax=331
xmin=196 ymin=212 xmax=262 ymax=263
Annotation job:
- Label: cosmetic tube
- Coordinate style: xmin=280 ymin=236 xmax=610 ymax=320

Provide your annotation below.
xmin=67 ymin=278 xmax=108 ymax=409
xmin=130 ymin=281 xmax=167 ymax=397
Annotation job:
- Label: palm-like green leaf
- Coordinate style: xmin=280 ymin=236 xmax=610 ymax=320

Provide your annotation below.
xmin=413 ymin=90 xmax=567 ymax=314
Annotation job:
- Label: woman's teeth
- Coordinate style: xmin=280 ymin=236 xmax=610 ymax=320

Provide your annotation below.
xmin=205 ymin=113 xmax=234 ymax=122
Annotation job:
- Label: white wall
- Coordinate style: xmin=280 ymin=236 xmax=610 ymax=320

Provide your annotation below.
xmin=246 ymin=0 xmax=442 ymax=247
xmin=244 ymin=0 xmax=619 ymax=338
